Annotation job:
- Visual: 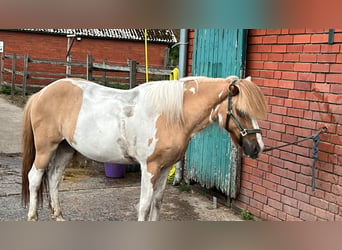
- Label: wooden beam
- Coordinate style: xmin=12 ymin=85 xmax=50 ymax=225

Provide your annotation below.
xmin=93 ymin=62 xmax=130 ymax=72
xmin=11 ymin=53 xmax=16 ymax=98
xmin=86 ymin=55 xmax=93 ymax=81
xmin=23 ymin=54 xmax=29 ymax=97
xmin=0 ymin=53 xmax=4 ymax=87
xmin=129 ymin=60 xmax=137 ymax=89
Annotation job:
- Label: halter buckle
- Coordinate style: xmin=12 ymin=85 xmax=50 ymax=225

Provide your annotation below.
xmin=240 ymin=129 xmax=248 ymax=137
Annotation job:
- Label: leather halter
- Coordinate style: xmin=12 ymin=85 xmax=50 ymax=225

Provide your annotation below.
xmin=225 ymin=79 xmax=262 ymax=146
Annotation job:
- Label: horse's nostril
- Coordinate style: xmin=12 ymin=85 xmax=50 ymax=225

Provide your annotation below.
xmin=250 ymin=154 xmax=258 ymax=159
xmin=254 ymin=144 xmax=260 ymax=154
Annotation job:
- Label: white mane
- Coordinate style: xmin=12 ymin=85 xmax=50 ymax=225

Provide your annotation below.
xmin=140 ymin=80 xmax=184 ymax=127
xmin=179 ymin=76 xmax=206 ymax=82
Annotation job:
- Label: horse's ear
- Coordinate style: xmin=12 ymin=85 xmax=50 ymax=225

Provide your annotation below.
xmin=245 ymin=76 xmax=252 ymax=81
xmin=229 ymin=83 xmax=240 ymax=96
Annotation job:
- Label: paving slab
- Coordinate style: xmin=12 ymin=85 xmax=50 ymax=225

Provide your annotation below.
xmin=0 ymin=97 xmax=22 ymax=154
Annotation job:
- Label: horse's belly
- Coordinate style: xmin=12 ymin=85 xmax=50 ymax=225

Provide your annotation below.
xmin=69 ymin=112 xmax=136 ymax=163
xmin=70 ymin=132 xmax=136 ymax=164
xmin=67 ymin=94 xmax=158 ymax=164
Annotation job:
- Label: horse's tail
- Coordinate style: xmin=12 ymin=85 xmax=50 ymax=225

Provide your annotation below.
xmin=21 ymin=94 xmax=38 ymax=207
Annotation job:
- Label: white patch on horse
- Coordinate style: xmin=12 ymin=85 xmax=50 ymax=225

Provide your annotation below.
xmin=182 ymin=77 xmax=200 ymax=95
xmin=209 ymin=109 xmax=214 ymax=123
xmin=179 ymin=76 xmax=206 ymax=82
xmin=68 ymin=79 xmax=163 ymax=164
xmin=138 ymin=165 xmax=154 ymax=221
xmin=218 ymin=113 xmax=223 ymax=126
xmin=215 ymin=104 xmax=220 ymax=113
xmin=209 ymin=104 xmax=221 ymax=123
xmin=189 ymin=87 xmax=196 ymax=94
xmin=27 ymin=164 xmax=45 ymax=220
xmin=218 ymin=90 xmax=224 ymax=99
xmin=252 ymin=119 xmax=264 ymax=151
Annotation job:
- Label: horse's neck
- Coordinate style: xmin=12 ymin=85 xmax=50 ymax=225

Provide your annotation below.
xmin=183 ymin=80 xmax=229 ymax=134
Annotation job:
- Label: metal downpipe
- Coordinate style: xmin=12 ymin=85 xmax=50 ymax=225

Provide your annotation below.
xmin=173 ymin=29 xmax=188 ymax=185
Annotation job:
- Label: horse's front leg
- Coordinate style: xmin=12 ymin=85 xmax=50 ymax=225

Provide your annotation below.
xmin=138 ymin=163 xmax=155 ymax=221
xmin=149 ymin=165 xmax=172 ymax=221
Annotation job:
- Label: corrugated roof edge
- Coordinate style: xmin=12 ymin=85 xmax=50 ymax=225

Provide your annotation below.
xmin=11 ymin=29 xmax=177 ymax=44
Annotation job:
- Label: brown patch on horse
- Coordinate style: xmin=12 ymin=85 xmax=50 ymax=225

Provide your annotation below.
xmin=146 ymin=115 xmax=188 ymax=187
xmin=21 ymin=79 xmax=83 ymax=206
xmin=182 ymin=78 xmax=231 ymax=134
xmin=146 ymin=78 xmax=231 ymax=187
xmin=145 ymin=78 xmax=221 ymax=186
xmin=145 ymin=77 xmax=267 ymax=187
xmin=148 ymin=137 xmax=154 ymax=147
xmin=31 ymin=79 xmax=83 ymax=151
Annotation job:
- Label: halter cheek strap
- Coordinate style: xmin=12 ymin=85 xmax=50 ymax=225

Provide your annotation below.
xmin=225 ymin=79 xmax=262 ymax=146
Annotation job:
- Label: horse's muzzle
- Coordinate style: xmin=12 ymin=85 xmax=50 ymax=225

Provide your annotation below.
xmin=242 ymin=139 xmax=261 ymax=159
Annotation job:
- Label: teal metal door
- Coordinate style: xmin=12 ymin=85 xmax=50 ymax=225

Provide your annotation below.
xmin=185 ymin=29 xmax=247 ymax=198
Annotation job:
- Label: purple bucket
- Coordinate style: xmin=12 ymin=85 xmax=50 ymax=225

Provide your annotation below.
xmin=104 ymin=163 xmax=125 ymax=178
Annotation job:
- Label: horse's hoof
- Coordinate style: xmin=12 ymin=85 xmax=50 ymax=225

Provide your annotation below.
xmin=27 ymin=215 xmax=38 ymax=221
xmin=55 ymin=216 xmax=66 ymax=222
xmin=52 ymin=213 xmax=66 ymax=221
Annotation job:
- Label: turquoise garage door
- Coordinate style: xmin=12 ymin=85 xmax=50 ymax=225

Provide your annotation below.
xmin=185 ymin=29 xmax=247 ymax=199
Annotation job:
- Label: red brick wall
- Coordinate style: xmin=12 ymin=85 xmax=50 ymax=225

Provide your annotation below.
xmin=0 ymin=30 xmax=168 ymax=85
xmin=233 ymin=29 xmax=342 ymax=221
xmin=186 ymin=29 xmax=195 ymax=76
xmin=187 ymin=29 xmax=341 ymax=221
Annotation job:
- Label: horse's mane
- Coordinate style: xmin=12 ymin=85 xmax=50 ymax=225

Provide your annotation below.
xmin=138 ymin=77 xmax=266 ymax=128
xmin=233 ymin=79 xmax=267 ymax=120
xmin=140 ymin=80 xmax=184 ymax=127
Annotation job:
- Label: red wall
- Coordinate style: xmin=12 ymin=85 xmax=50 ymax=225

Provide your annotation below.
xmin=187 ymin=29 xmax=341 ymax=221
xmin=0 ymin=30 xmax=168 ymax=85
xmin=234 ymin=29 xmax=341 ymax=221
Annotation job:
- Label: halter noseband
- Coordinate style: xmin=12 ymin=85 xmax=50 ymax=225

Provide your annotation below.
xmin=225 ymin=79 xmax=262 ymax=146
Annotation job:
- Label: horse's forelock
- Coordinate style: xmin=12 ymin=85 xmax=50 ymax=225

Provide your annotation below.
xmin=233 ymin=79 xmax=267 ymax=120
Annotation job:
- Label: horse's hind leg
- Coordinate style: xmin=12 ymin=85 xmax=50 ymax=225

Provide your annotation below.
xmin=27 ymin=164 xmax=46 ymax=221
xmin=47 ymin=141 xmax=75 ymax=221
xmin=27 ymin=143 xmax=59 ymax=221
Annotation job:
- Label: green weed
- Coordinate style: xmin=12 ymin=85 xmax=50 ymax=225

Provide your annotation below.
xmin=240 ymin=209 xmax=254 ymax=220
xmin=177 ymin=183 xmax=190 ymax=192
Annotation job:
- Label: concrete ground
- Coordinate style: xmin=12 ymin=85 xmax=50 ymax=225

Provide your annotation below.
xmin=0 ymin=97 xmax=22 ymax=154
xmin=0 ymin=96 xmax=242 ymax=221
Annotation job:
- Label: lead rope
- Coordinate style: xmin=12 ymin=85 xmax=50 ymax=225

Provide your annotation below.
xmin=263 ymin=126 xmax=327 ymax=191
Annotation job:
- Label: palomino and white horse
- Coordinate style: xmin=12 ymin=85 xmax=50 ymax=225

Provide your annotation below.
xmin=21 ymin=76 xmax=267 ymax=221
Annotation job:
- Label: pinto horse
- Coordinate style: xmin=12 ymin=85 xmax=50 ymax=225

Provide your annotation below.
xmin=21 ymin=76 xmax=267 ymax=221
